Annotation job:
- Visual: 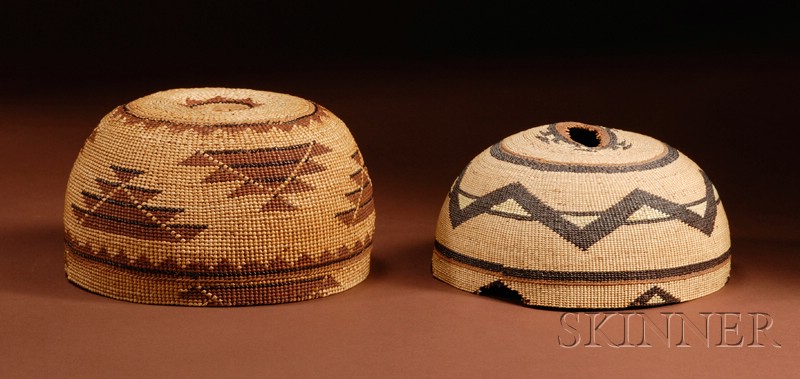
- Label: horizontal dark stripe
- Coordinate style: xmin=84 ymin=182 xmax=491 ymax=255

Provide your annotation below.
xmin=349 ymin=168 xmax=363 ymax=178
xmin=345 ymin=184 xmax=369 ymax=196
xmin=72 ymin=205 xmax=163 ymax=228
xmin=167 ymin=224 xmax=209 ymax=230
xmin=65 ymin=238 xmax=371 ymax=278
xmin=344 ymin=187 xmax=364 ymax=196
xmin=73 ymin=205 xmax=208 ymax=231
xmin=186 ymin=100 xmax=254 ymax=109
xmin=334 ymin=196 xmax=375 ymax=217
xmin=205 ymin=142 xmax=313 ymax=155
xmin=110 ymin=165 xmax=145 ymax=175
xmin=489 ymin=143 xmax=679 ymax=173
xmin=433 ymin=240 xmax=730 ymax=282
xmin=95 ymin=178 xmax=161 ymax=193
xmin=252 ymin=176 xmax=291 ymax=183
xmin=359 ymin=196 xmax=375 ymax=209
xmin=81 ymin=191 xmax=184 ymax=212
xmin=227 ymin=160 xmax=302 ymax=169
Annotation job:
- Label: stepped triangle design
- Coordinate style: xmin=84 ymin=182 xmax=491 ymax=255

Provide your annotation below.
xmin=449 ymin=169 xmax=719 ymax=250
xmin=182 ymin=141 xmax=331 ymax=211
xmin=629 ymin=286 xmax=680 ymax=307
xmin=335 ymin=149 xmax=375 ymax=226
xmin=71 ymin=165 xmax=207 ymax=242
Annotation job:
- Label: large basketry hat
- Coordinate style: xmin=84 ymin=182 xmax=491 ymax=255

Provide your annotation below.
xmin=433 ymin=122 xmax=730 ymax=309
xmin=64 ymin=88 xmax=375 ymax=306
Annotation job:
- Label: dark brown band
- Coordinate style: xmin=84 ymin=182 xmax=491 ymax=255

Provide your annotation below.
xmin=489 ymin=141 xmax=679 ymax=173
xmin=433 ymin=240 xmax=730 ymax=283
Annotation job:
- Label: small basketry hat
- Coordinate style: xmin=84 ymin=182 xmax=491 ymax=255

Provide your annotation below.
xmin=64 ymin=88 xmax=375 ymax=306
xmin=433 ymin=122 xmax=730 ymax=309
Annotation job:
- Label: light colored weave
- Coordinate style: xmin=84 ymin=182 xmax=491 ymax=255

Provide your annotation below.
xmin=64 ymin=88 xmax=375 ymax=306
xmin=433 ymin=122 xmax=730 ymax=309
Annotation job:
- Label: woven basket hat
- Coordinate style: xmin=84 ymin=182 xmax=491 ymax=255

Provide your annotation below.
xmin=64 ymin=88 xmax=375 ymax=306
xmin=432 ymin=122 xmax=730 ymax=309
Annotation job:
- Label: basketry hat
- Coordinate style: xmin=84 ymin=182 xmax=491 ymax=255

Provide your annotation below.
xmin=432 ymin=122 xmax=730 ymax=309
xmin=64 ymin=88 xmax=375 ymax=306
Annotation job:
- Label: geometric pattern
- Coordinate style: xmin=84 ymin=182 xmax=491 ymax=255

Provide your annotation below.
xmin=475 ymin=281 xmax=683 ymax=308
xmin=535 ymin=122 xmax=632 ymax=151
xmin=628 ymin=286 xmax=680 ymax=307
xmin=489 ymin=140 xmax=679 ymax=174
xmin=112 ymin=101 xmax=328 ymax=135
xmin=181 ymin=141 xmax=331 ymax=212
xmin=335 ymin=149 xmax=375 ymax=226
xmin=449 ymin=169 xmax=719 ymax=250
xmin=184 ymin=95 xmax=259 ymax=109
xmin=71 ymin=165 xmax=207 ymax=243
xmin=64 ymin=231 xmax=372 ymax=276
xmin=477 ymin=280 xmax=525 ymax=304
xmin=433 ymin=240 xmax=730 ymax=283
xmin=64 ymin=89 xmax=375 ymax=306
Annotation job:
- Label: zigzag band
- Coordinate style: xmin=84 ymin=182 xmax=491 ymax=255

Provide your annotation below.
xmin=449 ymin=169 xmax=718 ymax=250
xmin=64 ymin=234 xmax=372 ymax=278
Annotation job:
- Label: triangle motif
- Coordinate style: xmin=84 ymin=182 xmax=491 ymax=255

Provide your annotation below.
xmin=686 ymin=202 xmax=707 ymax=217
xmin=491 ymin=199 xmax=530 ymax=217
xmin=181 ymin=142 xmax=330 ymax=213
xmin=72 ymin=166 xmax=207 ymax=242
xmin=627 ymin=205 xmax=671 ymax=222
xmin=334 ymin=149 xmax=375 ymax=226
xmin=646 ymin=295 xmax=665 ymax=305
xmin=629 ymin=286 xmax=681 ymax=307
xmin=458 ymin=194 xmax=475 ymax=209
xmin=561 ymin=214 xmax=600 ymax=228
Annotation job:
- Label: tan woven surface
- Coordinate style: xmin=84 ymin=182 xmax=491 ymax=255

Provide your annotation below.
xmin=63 ymin=88 xmax=375 ymax=305
xmin=433 ymin=122 xmax=731 ymax=308
xmin=2 ymin=56 xmax=798 ymax=377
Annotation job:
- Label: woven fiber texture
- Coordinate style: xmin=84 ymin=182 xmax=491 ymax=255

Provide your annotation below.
xmin=64 ymin=88 xmax=375 ymax=306
xmin=433 ymin=122 xmax=730 ymax=309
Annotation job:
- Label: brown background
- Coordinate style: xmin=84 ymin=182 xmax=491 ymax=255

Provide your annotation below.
xmin=1 ymin=2 xmax=798 ymax=377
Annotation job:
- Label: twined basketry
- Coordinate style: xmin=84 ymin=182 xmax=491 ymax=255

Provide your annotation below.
xmin=433 ymin=122 xmax=730 ymax=308
xmin=64 ymin=88 xmax=375 ymax=306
